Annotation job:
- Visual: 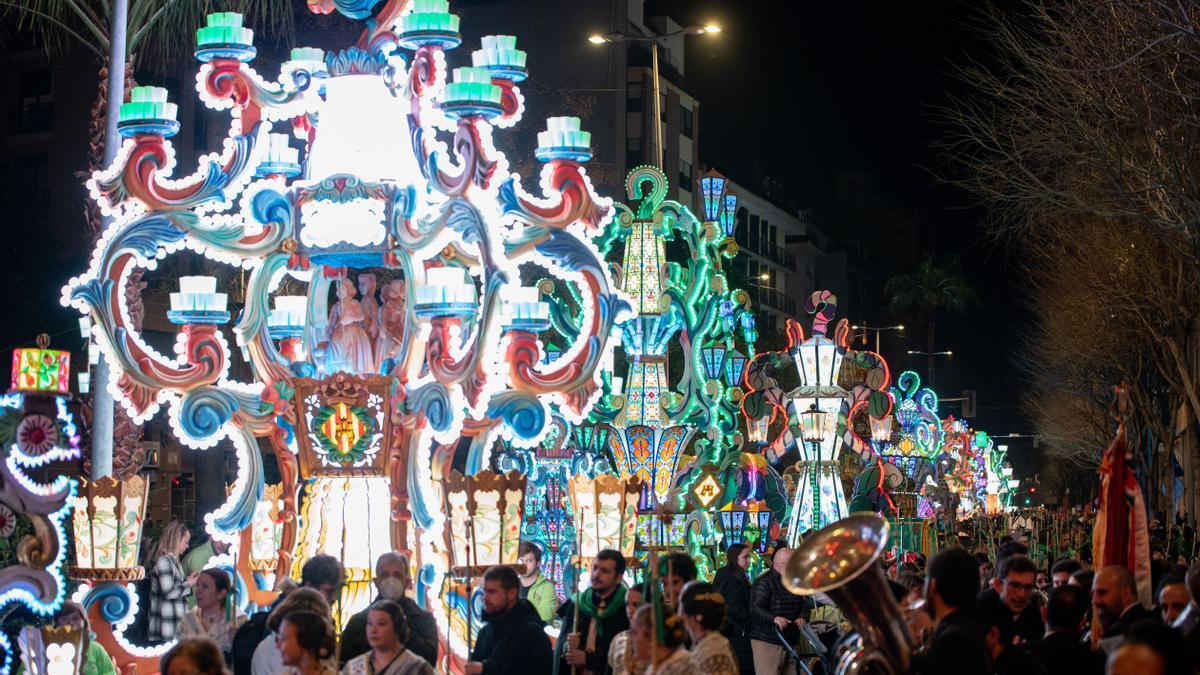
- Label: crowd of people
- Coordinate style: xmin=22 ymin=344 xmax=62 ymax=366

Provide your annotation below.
xmin=28 ymin=515 xmax=1200 ymax=675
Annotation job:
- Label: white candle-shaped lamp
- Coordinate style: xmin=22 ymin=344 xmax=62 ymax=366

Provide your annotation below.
xmin=169 ymin=275 xmax=228 ymax=323
xmin=268 ymin=295 xmax=308 ymax=337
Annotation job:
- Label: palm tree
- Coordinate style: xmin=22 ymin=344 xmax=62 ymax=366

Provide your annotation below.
xmin=4 ymin=0 xmax=294 ymax=478
xmin=885 ymin=254 xmax=977 ymax=388
xmin=5 ymin=1 xmax=295 ymax=234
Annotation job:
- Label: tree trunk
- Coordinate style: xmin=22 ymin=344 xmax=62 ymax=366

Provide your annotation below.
xmin=91 ymin=0 xmax=129 ymax=480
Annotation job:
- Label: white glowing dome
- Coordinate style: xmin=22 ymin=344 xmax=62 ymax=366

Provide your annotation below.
xmin=306 ymin=74 xmax=422 ymax=184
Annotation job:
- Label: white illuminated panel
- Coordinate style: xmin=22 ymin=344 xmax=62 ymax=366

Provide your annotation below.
xmin=306 ymin=75 xmax=422 ymax=184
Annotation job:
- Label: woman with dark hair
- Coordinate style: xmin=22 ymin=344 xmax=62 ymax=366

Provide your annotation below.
xmin=180 ymin=568 xmax=248 ymax=655
xmin=680 ymin=581 xmax=739 ymax=675
xmin=161 ymin=638 xmax=228 ymax=675
xmin=631 ymin=604 xmax=690 ymax=675
xmin=341 ymin=600 xmax=434 ymax=675
xmin=276 ymin=610 xmax=338 ymax=675
xmin=711 ymin=543 xmax=753 ymax=674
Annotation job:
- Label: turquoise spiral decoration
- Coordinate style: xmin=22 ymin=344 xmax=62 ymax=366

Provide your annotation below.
xmin=487 ymin=391 xmax=545 ymax=442
xmin=178 ymin=387 xmax=240 ymax=440
xmin=82 ymin=582 xmax=134 ymax=624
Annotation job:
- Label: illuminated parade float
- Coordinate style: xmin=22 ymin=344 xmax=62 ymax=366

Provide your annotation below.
xmin=25 ymin=0 xmax=630 ymax=667
xmin=0 ymin=1 xmax=1028 ymax=671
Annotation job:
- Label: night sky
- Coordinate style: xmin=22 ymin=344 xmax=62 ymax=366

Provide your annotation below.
xmin=646 ymin=0 xmax=1036 ymax=474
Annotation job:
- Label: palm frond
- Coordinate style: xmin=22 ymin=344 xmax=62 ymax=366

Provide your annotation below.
xmin=0 ymin=0 xmax=109 ymax=59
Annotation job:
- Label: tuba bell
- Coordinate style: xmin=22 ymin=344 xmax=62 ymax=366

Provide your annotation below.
xmin=783 ymin=514 xmax=915 ymax=675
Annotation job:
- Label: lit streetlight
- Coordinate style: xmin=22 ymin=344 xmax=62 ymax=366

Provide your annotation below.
xmin=907 ymin=349 xmax=953 ymax=357
xmin=587 ymin=23 xmax=721 ymax=169
xmin=850 ymin=322 xmax=904 ymax=353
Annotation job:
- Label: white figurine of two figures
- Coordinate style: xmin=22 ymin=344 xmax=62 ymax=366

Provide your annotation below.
xmin=317 ymin=274 xmax=407 ymax=376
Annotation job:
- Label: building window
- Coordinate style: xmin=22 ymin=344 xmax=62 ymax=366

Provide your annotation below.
xmin=13 ymin=68 xmax=53 ymax=135
xmin=760 ymin=219 xmax=770 ymax=254
xmin=748 ymin=214 xmax=760 ymax=251
xmin=625 ymin=137 xmax=642 ymax=168
xmin=736 ymin=207 xmax=748 ymax=243
xmin=680 ymin=105 xmax=693 ymax=138
xmin=679 ymin=159 xmax=692 ymax=191
xmin=660 ymin=93 xmax=668 ymax=121
xmin=626 ymin=83 xmax=643 ymax=112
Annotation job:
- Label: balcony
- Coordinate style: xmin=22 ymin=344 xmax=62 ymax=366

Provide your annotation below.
xmin=748 ymin=286 xmax=797 ymax=316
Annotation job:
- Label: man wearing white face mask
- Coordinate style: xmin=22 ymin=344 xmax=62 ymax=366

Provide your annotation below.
xmin=339 ymin=552 xmax=438 ymax=668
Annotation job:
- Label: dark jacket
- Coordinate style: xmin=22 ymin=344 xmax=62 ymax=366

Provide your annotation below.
xmin=471 ymin=599 xmax=552 ymax=675
xmin=748 ymin=568 xmax=813 ymax=644
xmin=1023 ymin=632 xmax=1105 ymax=675
xmin=917 ymin=609 xmax=989 ymax=675
xmin=713 ymin=565 xmax=754 ymax=675
xmin=340 ymin=596 xmax=439 ymax=667
xmin=994 ymin=645 xmax=1048 ymax=675
xmin=1101 ymin=603 xmax=1157 ymax=639
xmin=978 ymin=588 xmax=1044 ymax=643
xmin=555 ymin=591 xmax=629 ymax=675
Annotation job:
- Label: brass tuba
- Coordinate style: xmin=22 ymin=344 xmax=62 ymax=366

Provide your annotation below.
xmin=783 ymin=514 xmax=915 ymax=675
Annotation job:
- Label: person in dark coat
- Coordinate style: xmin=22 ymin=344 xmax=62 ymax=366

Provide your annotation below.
xmin=465 ymin=566 xmax=552 ymax=675
xmin=1024 ymin=585 xmax=1105 ymax=675
xmin=918 ymin=547 xmax=989 ymax=675
xmin=340 ymin=552 xmax=438 ymax=667
xmin=712 ymin=544 xmax=754 ymax=675
xmin=1093 ymin=565 xmax=1158 ymax=652
xmin=979 ymin=554 xmax=1044 ymax=643
xmin=749 ymin=547 xmax=813 ymax=675
xmin=556 ymin=549 xmax=630 ymax=675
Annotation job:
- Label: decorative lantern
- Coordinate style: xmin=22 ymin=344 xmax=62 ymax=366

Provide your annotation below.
xmin=870 ymin=415 xmax=894 ymax=443
xmin=70 ymin=476 xmax=148 ymax=581
xmin=723 ymin=349 xmax=748 ymax=388
xmin=718 ymin=500 xmax=773 ymax=553
xmin=699 ymin=170 xmax=727 ymax=222
xmin=247 ymin=484 xmax=285 ymax=572
xmin=443 ymin=471 xmax=526 ymax=574
xmin=573 ymin=422 xmax=611 ymax=457
xmin=568 ymin=474 xmax=642 ymax=563
xmin=798 ymin=405 xmax=828 ymax=444
xmin=11 ymin=346 xmax=70 ymax=395
xmin=785 ymin=292 xmax=851 ymax=541
xmin=700 ymin=344 xmax=728 ymax=381
xmin=721 ymin=194 xmax=738 ymax=239
xmin=18 ymin=625 xmax=84 ymax=675
xmin=605 ymin=424 xmax=695 ymax=504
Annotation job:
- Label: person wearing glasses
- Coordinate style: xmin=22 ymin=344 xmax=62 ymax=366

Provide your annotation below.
xmin=981 ymin=554 xmax=1044 ymax=643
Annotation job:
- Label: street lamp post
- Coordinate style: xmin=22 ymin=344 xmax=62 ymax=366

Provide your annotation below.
xmin=851 ymin=323 xmax=905 ymax=354
xmin=907 ymin=349 xmax=953 ymax=388
xmin=589 ymin=23 xmax=720 ymax=169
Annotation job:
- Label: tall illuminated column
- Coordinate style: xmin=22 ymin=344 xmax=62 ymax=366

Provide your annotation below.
xmin=620 ymin=216 xmax=671 ymax=427
xmin=785 ymin=293 xmax=851 ymax=541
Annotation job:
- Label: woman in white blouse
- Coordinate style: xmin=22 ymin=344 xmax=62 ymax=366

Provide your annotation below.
xmin=178 ymin=567 xmax=247 ymax=655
